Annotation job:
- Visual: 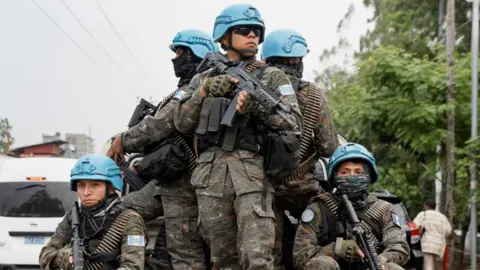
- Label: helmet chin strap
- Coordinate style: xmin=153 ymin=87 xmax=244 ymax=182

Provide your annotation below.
xmin=226 ymin=33 xmax=257 ymax=59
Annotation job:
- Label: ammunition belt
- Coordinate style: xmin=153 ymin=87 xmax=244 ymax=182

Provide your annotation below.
xmin=156 ymin=89 xmax=177 ymax=112
xmin=278 ymin=83 xmax=323 ymax=183
xmin=84 ymin=209 xmax=144 ymax=270
xmin=359 ymin=199 xmax=392 ymax=247
xmin=316 ymin=193 xmax=341 ymax=217
xmin=172 ymin=131 xmax=197 ymax=173
xmin=159 ymin=89 xmax=196 ymax=173
xmin=318 ymin=194 xmax=391 ymax=248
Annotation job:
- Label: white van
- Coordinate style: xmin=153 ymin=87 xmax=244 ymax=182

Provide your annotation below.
xmin=0 ymin=157 xmax=78 ymax=269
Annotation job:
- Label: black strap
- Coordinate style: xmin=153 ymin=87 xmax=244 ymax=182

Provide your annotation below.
xmin=88 ymin=249 xmax=119 ymax=262
xmin=196 ymin=98 xmax=213 ymax=135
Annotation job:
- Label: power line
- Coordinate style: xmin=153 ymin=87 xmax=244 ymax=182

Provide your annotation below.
xmin=60 ymin=0 xmax=126 ymax=74
xmin=59 ymin=0 xmax=145 ymax=94
xmin=93 ymin=0 xmax=155 ymax=91
xmin=30 ymin=0 xmax=126 ymax=90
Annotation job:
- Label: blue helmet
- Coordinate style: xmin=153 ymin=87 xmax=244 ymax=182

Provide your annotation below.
xmin=169 ymin=29 xmax=219 ymax=59
xmin=261 ymin=28 xmax=310 ymax=61
xmin=327 ymin=143 xmax=378 ymax=184
xmin=70 ymin=154 xmax=123 ymax=192
xmin=213 ymin=3 xmax=265 ymax=43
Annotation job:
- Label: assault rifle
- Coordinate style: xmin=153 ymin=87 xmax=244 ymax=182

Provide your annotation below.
xmin=127 ymin=98 xmax=157 ymax=128
xmin=196 ymin=51 xmax=298 ymax=130
xmin=71 ymin=201 xmax=84 ymax=270
xmin=127 ymin=90 xmax=177 ymax=128
xmin=340 ymin=194 xmax=383 ymax=270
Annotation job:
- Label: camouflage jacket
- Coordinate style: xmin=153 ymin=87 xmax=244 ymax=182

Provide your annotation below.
xmin=122 ymin=180 xmax=164 ymax=223
xmin=293 ymin=194 xmax=410 ymax=269
xmin=173 ymin=60 xmax=302 ymax=135
xmin=275 ymin=80 xmax=339 ymax=195
xmin=121 ymin=90 xmax=180 ymax=153
xmin=39 ymin=201 xmax=147 ymax=270
xmin=172 ymin=60 xmax=302 ymax=197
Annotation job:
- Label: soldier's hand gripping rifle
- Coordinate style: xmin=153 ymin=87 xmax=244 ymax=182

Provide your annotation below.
xmin=196 ymin=51 xmax=299 ymax=130
xmin=71 ymin=201 xmax=84 ymax=270
xmin=340 ymin=194 xmax=383 ymax=270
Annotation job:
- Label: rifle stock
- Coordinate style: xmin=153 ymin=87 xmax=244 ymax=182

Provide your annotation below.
xmin=127 ymin=98 xmax=157 ymax=128
xmin=118 ymin=162 xmax=146 ymax=192
xmin=340 ymin=194 xmax=383 ymax=270
xmin=71 ymin=202 xmax=84 ymax=270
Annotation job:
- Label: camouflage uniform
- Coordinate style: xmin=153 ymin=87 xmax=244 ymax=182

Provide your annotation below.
xmin=174 ymin=60 xmax=302 ymax=269
xmin=121 ymin=94 xmax=207 ymax=270
xmin=39 ymin=197 xmax=147 ymax=270
xmin=272 ymin=80 xmax=339 ymax=270
xmin=292 ymin=193 xmax=410 ymax=270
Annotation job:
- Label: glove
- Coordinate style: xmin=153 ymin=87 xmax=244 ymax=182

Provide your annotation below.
xmin=55 ymin=247 xmax=73 ymax=270
xmin=333 ymin=237 xmax=363 ymax=262
xmin=202 ymin=75 xmax=238 ymax=97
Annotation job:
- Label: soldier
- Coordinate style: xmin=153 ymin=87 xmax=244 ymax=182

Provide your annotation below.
xmin=106 ymin=29 xmax=218 ymax=270
xmin=39 ymin=154 xmax=147 ymax=270
xmin=260 ymin=29 xmax=339 ymax=269
xmin=173 ymin=3 xmax=302 ymax=269
xmin=292 ymin=143 xmax=410 ymax=270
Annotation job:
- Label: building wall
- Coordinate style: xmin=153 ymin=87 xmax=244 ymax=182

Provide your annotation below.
xmin=65 ymin=133 xmax=95 ymax=157
xmin=17 ymin=144 xmax=61 ymax=157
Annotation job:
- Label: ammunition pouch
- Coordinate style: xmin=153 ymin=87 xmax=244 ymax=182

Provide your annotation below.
xmin=263 ymin=130 xmax=301 ymax=180
xmin=136 ymin=139 xmax=188 ymax=183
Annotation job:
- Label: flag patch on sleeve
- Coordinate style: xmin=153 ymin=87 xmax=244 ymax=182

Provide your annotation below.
xmin=173 ymin=89 xmax=186 ymax=100
xmin=278 ymin=84 xmax=295 ymax=96
xmin=392 ymin=214 xmax=402 ymax=227
xmin=127 ymin=235 xmax=145 ymax=246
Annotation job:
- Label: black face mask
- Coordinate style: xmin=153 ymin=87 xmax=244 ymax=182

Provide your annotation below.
xmin=334 ymin=175 xmax=370 ymax=209
xmin=171 ymin=48 xmax=202 ymax=83
xmin=268 ymin=60 xmax=304 ymax=91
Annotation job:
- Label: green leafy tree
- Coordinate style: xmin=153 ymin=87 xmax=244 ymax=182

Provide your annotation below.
xmin=0 ymin=118 xmax=14 ymax=153
xmin=326 ymin=46 xmax=477 ymax=214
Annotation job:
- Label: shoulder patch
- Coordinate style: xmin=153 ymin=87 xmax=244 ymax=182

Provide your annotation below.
xmin=301 ymin=208 xmax=315 ymax=223
xmin=392 ymin=214 xmax=402 ymax=227
xmin=127 ymin=235 xmax=145 ymax=246
xmin=278 ymin=84 xmax=295 ymax=96
xmin=173 ymin=89 xmax=186 ymax=101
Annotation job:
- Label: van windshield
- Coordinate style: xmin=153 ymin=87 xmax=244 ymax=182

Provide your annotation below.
xmin=0 ymin=182 xmax=77 ymax=217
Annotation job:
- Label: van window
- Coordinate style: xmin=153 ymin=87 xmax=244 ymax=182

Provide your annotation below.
xmin=392 ymin=203 xmax=409 ymax=223
xmin=0 ymin=182 xmax=77 ymax=217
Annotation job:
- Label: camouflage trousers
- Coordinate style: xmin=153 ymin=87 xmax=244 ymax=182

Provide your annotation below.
xmin=273 ymin=191 xmax=320 ymax=270
xmin=162 ymin=195 xmax=206 ymax=270
xmin=302 ymin=255 xmax=405 ymax=270
xmin=123 ymin=178 xmax=207 ymax=270
xmin=197 ymin=171 xmax=276 ymax=270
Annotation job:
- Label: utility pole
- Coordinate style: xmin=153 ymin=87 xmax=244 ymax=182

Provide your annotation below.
xmin=445 ymin=0 xmax=456 ymax=268
xmin=436 ymin=0 xmax=445 ymax=213
xmin=439 ymin=0 xmax=445 ymax=42
xmin=469 ymin=0 xmax=479 ymax=268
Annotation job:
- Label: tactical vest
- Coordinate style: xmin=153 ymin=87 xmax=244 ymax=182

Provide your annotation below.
xmin=69 ymin=199 xmax=141 ymax=270
xmin=195 ymin=61 xmax=269 ymax=154
xmin=278 ymin=80 xmax=324 ymax=184
xmin=313 ymin=194 xmax=392 ymax=269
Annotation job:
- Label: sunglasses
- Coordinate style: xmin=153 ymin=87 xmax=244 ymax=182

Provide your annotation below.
xmin=232 ymin=26 xmax=263 ymax=37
